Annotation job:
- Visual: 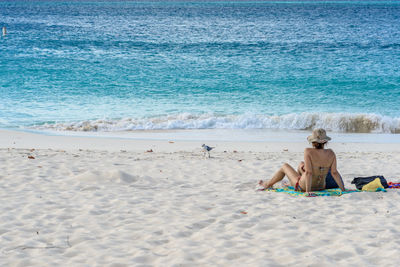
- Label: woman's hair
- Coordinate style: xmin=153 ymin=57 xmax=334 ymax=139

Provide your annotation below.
xmin=312 ymin=142 xmax=326 ymax=149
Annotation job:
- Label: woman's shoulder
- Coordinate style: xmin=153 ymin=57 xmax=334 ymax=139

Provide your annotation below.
xmin=325 ymin=148 xmax=335 ymax=154
xmin=304 ymin=147 xmax=312 ymax=154
xmin=323 ymin=148 xmax=336 ymax=159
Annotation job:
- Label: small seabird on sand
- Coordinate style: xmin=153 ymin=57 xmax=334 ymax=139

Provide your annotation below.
xmin=202 ymin=144 xmax=214 ymax=158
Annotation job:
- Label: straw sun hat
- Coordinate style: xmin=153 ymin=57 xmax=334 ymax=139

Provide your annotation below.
xmin=307 ymin=128 xmax=331 ymax=143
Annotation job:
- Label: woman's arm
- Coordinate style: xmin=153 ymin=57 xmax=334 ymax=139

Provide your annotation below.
xmin=297 ymin=161 xmax=305 ymax=175
xmin=330 ymin=151 xmax=345 ymax=191
xmin=303 ymin=149 xmax=313 ymax=193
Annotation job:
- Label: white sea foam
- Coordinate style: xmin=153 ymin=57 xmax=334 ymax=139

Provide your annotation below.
xmin=30 ymin=112 xmax=400 ymax=133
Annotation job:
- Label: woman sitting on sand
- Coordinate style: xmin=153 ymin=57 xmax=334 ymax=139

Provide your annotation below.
xmin=259 ymin=128 xmax=345 ymax=194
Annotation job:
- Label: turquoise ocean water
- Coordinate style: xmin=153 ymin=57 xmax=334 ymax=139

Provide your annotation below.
xmin=1 ymin=1 xmax=400 ymax=134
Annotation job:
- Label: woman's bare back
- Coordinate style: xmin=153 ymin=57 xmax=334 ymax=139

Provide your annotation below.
xmin=299 ymin=148 xmax=337 ymax=191
xmin=305 ymin=148 xmax=335 ymax=167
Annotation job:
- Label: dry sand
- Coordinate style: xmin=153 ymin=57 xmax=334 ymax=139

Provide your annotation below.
xmin=1 ymin=129 xmax=400 ymax=266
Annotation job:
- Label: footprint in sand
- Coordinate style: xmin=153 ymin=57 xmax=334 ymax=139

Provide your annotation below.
xmin=75 ymin=170 xmax=139 ymax=184
xmin=186 ymin=219 xmax=216 ymax=230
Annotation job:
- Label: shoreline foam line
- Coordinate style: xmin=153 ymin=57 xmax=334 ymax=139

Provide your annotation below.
xmin=24 ymin=112 xmax=400 ymax=134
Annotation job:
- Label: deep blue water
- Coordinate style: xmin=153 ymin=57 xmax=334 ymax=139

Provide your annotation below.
xmin=1 ymin=1 xmax=400 ymax=132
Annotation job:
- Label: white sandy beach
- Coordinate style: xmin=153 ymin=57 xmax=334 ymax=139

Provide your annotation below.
xmin=1 ymin=129 xmax=400 ymax=266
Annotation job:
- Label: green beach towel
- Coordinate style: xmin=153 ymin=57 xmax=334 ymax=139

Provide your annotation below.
xmin=262 ymin=186 xmax=360 ymax=197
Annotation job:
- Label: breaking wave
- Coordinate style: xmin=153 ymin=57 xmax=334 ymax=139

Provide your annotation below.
xmin=30 ymin=112 xmax=400 ymax=133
